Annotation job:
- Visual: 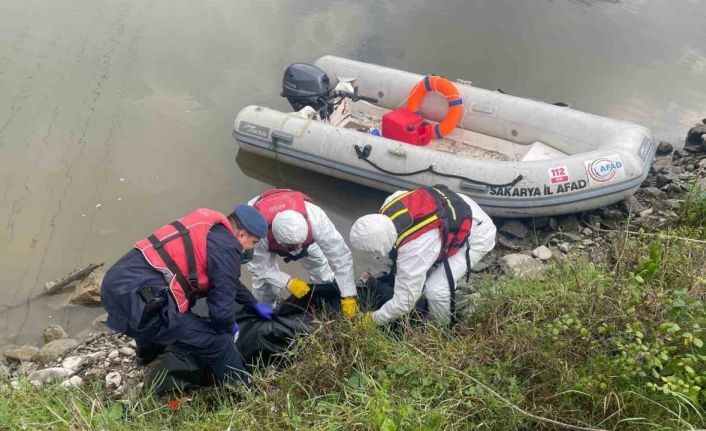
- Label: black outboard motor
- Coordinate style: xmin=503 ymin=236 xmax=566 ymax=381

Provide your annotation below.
xmin=281 ymin=63 xmax=334 ymax=118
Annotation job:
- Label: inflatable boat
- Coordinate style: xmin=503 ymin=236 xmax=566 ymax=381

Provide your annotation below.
xmin=233 ymin=56 xmax=655 ymax=217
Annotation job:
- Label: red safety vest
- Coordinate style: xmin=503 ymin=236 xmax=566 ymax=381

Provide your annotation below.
xmin=379 ymin=184 xmax=472 ymax=262
xmin=253 ymin=189 xmax=314 ymax=262
xmin=134 ymin=208 xmax=234 ymax=313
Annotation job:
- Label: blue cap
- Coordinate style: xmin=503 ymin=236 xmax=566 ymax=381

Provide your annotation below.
xmin=233 ymin=204 xmax=267 ymax=238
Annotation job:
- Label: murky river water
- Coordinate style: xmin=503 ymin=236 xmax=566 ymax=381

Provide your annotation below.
xmin=1 ymin=0 xmax=704 ymax=343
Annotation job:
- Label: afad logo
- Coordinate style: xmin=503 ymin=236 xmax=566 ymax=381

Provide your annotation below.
xmin=588 ymin=157 xmax=623 ymax=182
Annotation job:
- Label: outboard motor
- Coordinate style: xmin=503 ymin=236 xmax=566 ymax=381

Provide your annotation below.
xmin=281 ymin=63 xmax=334 ymax=119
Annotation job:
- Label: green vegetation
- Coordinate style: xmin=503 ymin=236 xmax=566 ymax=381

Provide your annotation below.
xmin=2 ymin=192 xmax=705 ymax=430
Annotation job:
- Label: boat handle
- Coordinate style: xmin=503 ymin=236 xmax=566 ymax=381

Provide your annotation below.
xmin=387 ymin=148 xmax=407 ymax=158
xmin=272 ymin=130 xmax=293 ymax=146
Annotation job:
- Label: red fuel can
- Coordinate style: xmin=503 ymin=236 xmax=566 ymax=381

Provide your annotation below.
xmin=381 ymin=109 xmax=432 ymax=146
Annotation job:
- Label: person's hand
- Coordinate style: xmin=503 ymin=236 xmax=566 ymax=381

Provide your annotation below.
xmin=341 ymin=297 xmax=358 ymax=320
xmin=287 ymin=278 xmax=310 ymax=299
xmin=253 ymin=303 xmax=274 ymax=320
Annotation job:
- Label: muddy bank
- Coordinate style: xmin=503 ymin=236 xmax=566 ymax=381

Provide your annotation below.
xmin=1 ymin=120 xmax=704 ymax=395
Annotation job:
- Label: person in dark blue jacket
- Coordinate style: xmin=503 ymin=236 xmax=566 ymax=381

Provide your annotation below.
xmin=101 ymin=205 xmax=274 ymax=387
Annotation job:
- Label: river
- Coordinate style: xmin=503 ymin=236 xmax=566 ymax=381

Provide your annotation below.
xmin=1 ymin=0 xmax=704 ymax=344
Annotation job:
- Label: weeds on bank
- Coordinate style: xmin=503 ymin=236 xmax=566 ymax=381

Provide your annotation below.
xmin=1 ymin=193 xmax=705 ymax=430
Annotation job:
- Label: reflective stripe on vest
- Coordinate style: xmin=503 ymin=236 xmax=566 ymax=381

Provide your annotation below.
xmin=380 ymin=185 xmax=472 ymax=258
xmin=134 ymin=208 xmax=234 ymax=313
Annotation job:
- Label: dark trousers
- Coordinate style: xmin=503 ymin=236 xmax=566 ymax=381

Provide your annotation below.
xmin=106 ymin=286 xmax=248 ymax=386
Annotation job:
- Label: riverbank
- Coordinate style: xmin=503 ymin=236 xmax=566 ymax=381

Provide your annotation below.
xmin=1 ymin=122 xmax=705 ymax=430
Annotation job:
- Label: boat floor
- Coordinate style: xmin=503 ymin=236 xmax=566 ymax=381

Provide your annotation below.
xmin=326 ymin=101 xmax=568 ymax=162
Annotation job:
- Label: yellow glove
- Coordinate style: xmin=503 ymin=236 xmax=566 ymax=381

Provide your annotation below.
xmin=341 ymin=297 xmax=358 ymax=320
xmin=287 ymin=278 xmax=310 ymax=299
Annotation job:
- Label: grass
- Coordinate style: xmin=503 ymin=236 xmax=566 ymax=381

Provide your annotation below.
xmin=1 ymin=189 xmax=705 ymax=430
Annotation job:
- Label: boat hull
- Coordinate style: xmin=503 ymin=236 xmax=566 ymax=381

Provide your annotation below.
xmin=233 ymin=57 xmax=655 ymax=218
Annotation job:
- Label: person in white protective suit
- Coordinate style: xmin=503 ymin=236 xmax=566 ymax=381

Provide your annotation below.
xmin=247 ymin=189 xmax=358 ymax=319
xmin=349 ymin=185 xmax=496 ymax=326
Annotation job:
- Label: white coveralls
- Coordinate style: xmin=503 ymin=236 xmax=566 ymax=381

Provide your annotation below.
xmin=247 ymin=198 xmax=356 ymax=305
xmin=369 ymin=191 xmax=496 ymax=325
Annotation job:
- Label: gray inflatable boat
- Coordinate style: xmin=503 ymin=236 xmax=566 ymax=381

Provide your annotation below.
xmin=234 ymin=56 xmax=655 ymax=217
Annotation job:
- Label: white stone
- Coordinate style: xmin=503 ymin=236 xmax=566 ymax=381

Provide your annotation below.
xmin=531 ymin=245 xmax=553 ymax=261
xmin=61 ymin=356 xmax=84 ymax=372
xmin=10 ymin=381 xmax=19 ymax=390
xmin=118 ymin=347 xmax=135 ymax=356
xmin=500 ymin=254 xmax=544 ymax=277
xmin=128 ymin=340 xmax=136 ymax=348
xmin=105 ymin=372 xmax=122 ymax=388
xmin=108 ymin=350 xmax=119 ymax=360
xmin=28 ymin=367 xmax=74 ymax=383
xmin=61 ymin=376 xmax=83 ymax=388
xmin=638 ymin=208 xmax=653 ymax=218
xmin=582 ymin=228 xmax=593 ymax=236
xmin=559 ymin=242 xmax=571 ymax=253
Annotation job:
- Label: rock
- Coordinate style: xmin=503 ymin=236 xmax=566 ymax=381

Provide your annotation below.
xmin=497 ymin=236 xmax=522 ymax=251
xmin=583 ymin=213 xmax=601 ymax=227
xmin=105 ymin=371 xmax=122 ymax=388
xmin=656 ymin=141 xmax=673 ymax=155
xmin=68 ymin=271 xmax=103 ymax=305
xmin=547 ymin=217 xmax=559 ymax=231
xmin=43 ymin=325 xmax=68 ymax=344
xmin=529 ymin=217 xmax=551 ymax=230
xmin=84 ymin=367 xmax=107 ymax=381
xmin=532 ymin=246 xmax=553 ymax=261
xmin=34 ymin=339 xmax=79 ymax=365
xmin=558 ymin=215 xmax=580 ymax=232
xmin=119 ymin=347 xmax=135 ymax=357
xmin=61 ymin=376 xmax=83 ymax=388
xmin=85 ymin=351 xmax=105 ymax=361
xmin=699 ymin=158 xmax=706 ymax=170
xmin=656 ymin=175 xmax=672 ymax=189
xmin=17 ymin=362 xmax=38 ymax=376
xmin=128 ymin=340 xmax=137 ymax=348
xmin=582 ymin=239 xmax=595 ymax=246
xmin=686 ymin=124 xmax=706 ymax=144
xmin=4 ymin=345 xmax=39 ymax=363
xmin=665 ymin=184 xmax=683 ymax=194
xmin=643 ymin=187 xmax=664 ymax=198
xmin=61 ymin=356 xmax=85 ymax=372
xmin=92 ymin=313 xmax=108 ymax=328
xmin=582 ymin=227 xmax=593 ymax=236
xmin=553 ymin=232 xmax=582 ymax=243
xmin=27 ymin=367 xmax=74 ymax=383
xmin=470 ymin=261 xmax=490 ymax=273
xmin=665 ymin=199 xmax=683 ymax=210
xmin=10 ymin=381 xmax=20 ymax=390
xmin=559 ymin=243 xmax=571 ymax=253
xmin=108 ymin=350 xmax=119 ymax=360
xmin=638 ymin=208 xmax=654 ymax=218
xmin=0 ymin=344 xmax=18 ymax=364
xmin=673 ymin=150 xmax=683 ymax=160
xmin=500 ymin=254 xmax=544 ymax=277
xmin=602 ymin=209 xmax=625 ymax=220
xmin=619 ymin=196 xmax=646 ymax=215
xmin=499 ymin=220 xmax=529 ymax=239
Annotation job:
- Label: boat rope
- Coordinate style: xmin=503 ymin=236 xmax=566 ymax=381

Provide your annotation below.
xmin=354 ymin=144 xmax=523 ymax=188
